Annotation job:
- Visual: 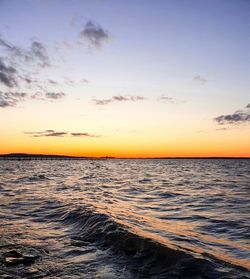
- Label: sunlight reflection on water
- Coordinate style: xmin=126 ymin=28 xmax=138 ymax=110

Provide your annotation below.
xmin=0 ymin=159 xmax=249 ymax=278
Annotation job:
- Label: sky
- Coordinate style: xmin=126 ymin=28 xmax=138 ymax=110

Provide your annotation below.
xmin=0 ymin=0 xmax=249 ymax=157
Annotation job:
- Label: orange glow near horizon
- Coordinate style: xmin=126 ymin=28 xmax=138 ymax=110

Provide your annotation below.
xmin=1 ymin=128 xmax=250 ymax=158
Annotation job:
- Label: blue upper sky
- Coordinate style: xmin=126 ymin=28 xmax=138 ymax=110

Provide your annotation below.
xmin=1 ymin=0 xmax=249 ymax=96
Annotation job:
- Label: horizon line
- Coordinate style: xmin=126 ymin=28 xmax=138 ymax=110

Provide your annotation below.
xmin=0 ymin=153 xmax=249 ymax=160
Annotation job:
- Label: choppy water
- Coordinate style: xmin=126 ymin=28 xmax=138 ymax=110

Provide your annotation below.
xmin=0 ymin=159 xmax=249 ymax=278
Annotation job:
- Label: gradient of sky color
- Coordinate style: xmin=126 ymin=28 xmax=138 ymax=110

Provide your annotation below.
xmin=0 ymin=0 xmax=249 ymax=157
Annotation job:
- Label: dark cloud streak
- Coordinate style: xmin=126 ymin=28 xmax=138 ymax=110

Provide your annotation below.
xmin=214 ymin=105 xmax=250 ymax=125
xmin=45 ymin=132 xmax=67 ymax=137
xmin=93 ymin=95 xmax=147 ymax=105
xmin=24 ymin=130 xmax=101 ymax=138
xmin=71 ymin=132 xmax=101 ymax=137
xmin=24 ymin=130 xmax=67 ymax=137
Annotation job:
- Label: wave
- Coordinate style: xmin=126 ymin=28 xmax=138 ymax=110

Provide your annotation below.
xmin=41 ymin=204 xmax=249 ymax=278
xmin=13 ymin=174 xmax=49 ymax=184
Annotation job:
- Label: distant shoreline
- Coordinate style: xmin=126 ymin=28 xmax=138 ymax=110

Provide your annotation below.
xmin=0 ymin=153 xmax=249 ymax=160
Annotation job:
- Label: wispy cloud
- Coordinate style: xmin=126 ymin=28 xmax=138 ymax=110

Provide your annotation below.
xmin=70 ymin=132 xmax=101 ymax=137
xmin=93 ymin=95 xmax=147 ymax=105
xmin=81 ymin=78 xmax=89 ymax=83
xmin=215 ymin=127 xmax=230 ymax=131
xmin=23 ymin=77 xmax=33 ymax=84
xmin=30 ymin=91 xmax=66 ymax=101
xmin=0 ymin=36 xmax=50 ymax=68
xmin=157 ymin=95 xmax=177 ymax=104
xmin=0 ymin=91 xmax=27 ymax=107
xmin=0 ymin=35 xmax=53 ymax=101
xmin=45 ymin=92 xmax=65 ymax=100
xmin=80 ymin=21 xmax=111 ymax=49
xmin=0 ymin=35 xmax=77 ymax=109
xmin=193 ymin=75 xmax=207 ymax=85
xmin=0 ymin=37 xmax=31 ymax=63
xmin=0 ymin=90 xmax=66 ymax=109
xmin=0 ymin=38 xmax=12 ymax=49
xmin=31 ymin=41 xmax=50 ymax=67
xmin=44 ymin=131 xmax=67 ymax=137
xmin=24 ymin=130 xmax=67 ymax=137
xmin=214 ymin=104 xmax=250 ymax=125
xmin=93 ymin=99 xmax=113 ymax=105
xmin=64 ymin=76 xmax=75 ymax=86
xmin=30 ymin=91 xmax=44 ymax=100
xmin=48 ymin=79 xmax=58 ymax=86
xmin=24 ymin=130 xmax=101 ymax=138
xmin=0 ymin=57 xmax=18 ymax=87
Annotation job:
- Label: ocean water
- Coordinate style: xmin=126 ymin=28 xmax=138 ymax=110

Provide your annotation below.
xmin=0 ymin=159 xmax=249 ymax=278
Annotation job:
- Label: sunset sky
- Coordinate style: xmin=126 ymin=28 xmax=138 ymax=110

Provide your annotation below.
xmin=0 ymin=0 xmax=249 ymax=157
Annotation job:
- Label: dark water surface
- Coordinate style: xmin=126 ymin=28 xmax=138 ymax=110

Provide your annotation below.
xmin=0 ymin=159 xmax=249 ymax=278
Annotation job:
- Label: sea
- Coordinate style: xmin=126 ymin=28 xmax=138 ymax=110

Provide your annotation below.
xmin=0 ymin=159 xmax=249 ymax=278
